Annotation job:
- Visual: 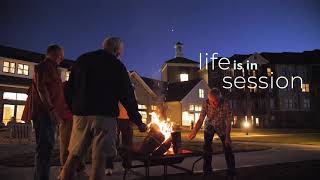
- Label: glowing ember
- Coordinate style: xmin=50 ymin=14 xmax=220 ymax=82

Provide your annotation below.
xmin=148 ymin=112 xmax=173 ymax=140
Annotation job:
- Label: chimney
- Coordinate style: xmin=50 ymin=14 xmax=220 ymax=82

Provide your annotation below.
xmin=175 ymin=42 xmax=183 ymax=57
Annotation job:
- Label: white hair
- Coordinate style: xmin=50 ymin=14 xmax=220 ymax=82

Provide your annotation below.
xmin=102 ymin=37 xmax=123 ymax=55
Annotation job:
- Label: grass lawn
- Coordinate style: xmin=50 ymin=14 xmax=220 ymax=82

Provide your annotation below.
xmin=143 ymin=160 xmax=320 ymax=180
xmin=135 ymin=128 xmax=320 ymax=146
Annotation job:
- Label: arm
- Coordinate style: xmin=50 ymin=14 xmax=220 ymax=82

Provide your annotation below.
xmin=117 ymin=63 xmax=143 ymax=127
xmin=225 ymin=101 xmax=232 ymax=138
xmin=35 ymin=65 xmax=55 ymax=112
xmin=193 ymin=100 xmax=208 ymax=134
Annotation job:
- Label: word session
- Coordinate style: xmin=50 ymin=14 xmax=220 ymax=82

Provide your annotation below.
xmin=199 ymin=52 xmax=304 ymax=90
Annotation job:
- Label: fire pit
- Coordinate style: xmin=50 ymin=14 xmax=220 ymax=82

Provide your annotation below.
xmin=122 ymin=113 xmax=204 ymax=180
xmin=137 ymin=112 xmax=181 ymax=156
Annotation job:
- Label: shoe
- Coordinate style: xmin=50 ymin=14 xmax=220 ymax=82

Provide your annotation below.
xmin=202 ymin=170 xmax=213 ymax=177
xmin=227 ymin=169 xmax=236 ymax=176
xmin=105 ymin=169 xmax=113 ymax=176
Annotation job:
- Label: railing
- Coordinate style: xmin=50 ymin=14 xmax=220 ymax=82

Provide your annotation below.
xmin=9 ymin=123 xmax=32 ymax=141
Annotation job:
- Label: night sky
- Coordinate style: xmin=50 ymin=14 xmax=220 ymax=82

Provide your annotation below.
xmin=1 ymin=0 xmax=319 ymax=79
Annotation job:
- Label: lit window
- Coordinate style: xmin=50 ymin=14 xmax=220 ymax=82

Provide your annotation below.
xmin=17 ymin=64 xmax=29 ymax=76
xmin=139 ymin=111 xmax=147 ymax=123
xmin=65 ymin=71 xmax=70 ymax=81
xmin=189 ymin=105 xmax=194 ymax=111
xmin=194 ymin=113 xmax=200 ymax=123
xmin=194 ymin=105 xmax=202 ymax=111
xmin=180 ymin=73 xmax=189 ymax=82
xmin=3 ymin=61 xmax=15 ymax=74
xmin=267 ymin=68 xmax=272 ymax=76
xmin=151 ymin=105 xmax=157 ymax=111
xmin=182 ymin=111 xmax=190 ymax=126
xmin=199 ymin=89 xmax=204 ymax=98
xmin=138 ymin=104 xmax=147 ymax=109
xmin=3 ymin=104 xmax=15 ymax=125
xmin=3 ymin=92 xmax=17 ymax=100
xmin=16 ymin=105 xmax=25 ymax=123
xmin=255 ymin=118 xmax=259 ymax=127
xmin=17 ymin=93 xmax=28 ymax=101
xmin=301 ymin=83 xmax=310 ymax=92
xmin=3 ymin=92 xmax=27 ymax=101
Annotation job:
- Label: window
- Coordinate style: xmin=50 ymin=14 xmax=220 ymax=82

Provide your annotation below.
xmin=189 ymin=105 xmax=194 ymax=111
xmin=194 ymin=105 xmax=202 ymax=111
xmin=65 ymin=71 xmax=70 ymax=81
xmin=17 ymin=64 xmax=29 ymax=76
xmin=199 ymin=89 xmax=204 ymax=98
xmin=3 ymin=104 xmax=15 ymax=125
xmin=288 ymin=99 xmax=293 ymax=109
xmin=180 ymin=73 xmax=188 ymax=82
xmin=303 ymin=98 xmax=310 ymax=109
xmin=267 ymin=68 xmax=272 ymax=76
xmin=139 ymin=111 xmax=147 ymax=123
xmin=3 ymin=92 xmax=28 ymax=101
xmin=3 ymin=61 xmax=15 ymax=74
xmin=3 ymin=92 xmax=17 ymax=100
xmin=301 ymin=83 xmax=310 ymax=92
xmin=16 ymin=105 xmax=25 ymax=123
xmin=255 ymin=118 xmax=259 ymax=127
xmin=182 ymin=111 xmax=191 ymax=126
xmin=151 ymin=105 xmax=157 ymax=111
xmin=138 ymin=104 xmax=147 ymax=109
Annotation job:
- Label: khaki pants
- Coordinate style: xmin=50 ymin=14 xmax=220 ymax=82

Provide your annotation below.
xmin=59 ymin=120 xmax=72 ymax=166
xmin=61 ymin=115 xmax=117 ymax=180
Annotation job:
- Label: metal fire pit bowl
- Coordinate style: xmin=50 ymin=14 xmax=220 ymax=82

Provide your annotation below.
xmin=123 ymin=148 xmax=204 ymax=180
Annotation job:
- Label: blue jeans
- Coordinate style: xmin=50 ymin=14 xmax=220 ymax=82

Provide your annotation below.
xmin=33 ymin=113 xmax=56 ymax=180
xmin=203 ymin=129 xmax=235 ymax=173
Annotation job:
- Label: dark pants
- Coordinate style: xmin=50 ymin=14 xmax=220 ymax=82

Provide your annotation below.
xmin=106 ymin=119 xmax=133 ymax=169
xmin=203 ymin=130 xmax=235 ymax=173
xmin=33 ymin=113 xmax=56 ymax=180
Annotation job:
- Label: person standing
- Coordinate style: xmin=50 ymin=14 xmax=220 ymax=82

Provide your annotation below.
xmin=189 ymin=88 xmax=236 ymax=176
xmin=105 ymin=102 xmax=133 ymax=175
xmin=22 ymin=45 xmax=69 ymax=180
xmin=61 ymin=37 xmax=147 ymax=180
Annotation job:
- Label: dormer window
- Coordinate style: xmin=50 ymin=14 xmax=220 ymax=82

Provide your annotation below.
xmin=199 ymin=89 xmax=204 ymax=98
xmin=3 ymin=61 xmax=15 ymax=74
xmin=180 ymin=73 xmax=188 ymax=82
xmin=17 ymin=64 xmax=29 ymax=76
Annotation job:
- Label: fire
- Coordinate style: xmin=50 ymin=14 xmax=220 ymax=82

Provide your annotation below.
xmin=148 ymin=112 xmax=173 ymax=140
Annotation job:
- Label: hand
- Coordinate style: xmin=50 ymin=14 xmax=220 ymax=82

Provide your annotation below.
xmin=224 ymin=136 xmax=232 ymax=146
xmin=138 ymin=123 xmax=148 ymax=132
xmin=188 ymin=131 xmax=197 ymax=140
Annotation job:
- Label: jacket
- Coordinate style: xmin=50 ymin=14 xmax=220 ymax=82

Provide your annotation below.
xmin=64 ymin=49 xmax=142 ymax=126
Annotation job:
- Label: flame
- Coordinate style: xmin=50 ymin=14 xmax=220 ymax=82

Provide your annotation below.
xmin=148 ymin=112 xmax=173 ymax=140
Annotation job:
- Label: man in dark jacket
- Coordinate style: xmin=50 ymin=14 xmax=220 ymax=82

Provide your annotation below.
xmin=61 ymin=37 xmax=147 ymax=180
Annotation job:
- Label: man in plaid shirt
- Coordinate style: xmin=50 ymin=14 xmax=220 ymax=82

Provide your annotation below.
xmin=189 ymin=88 xmax=235 ymax=176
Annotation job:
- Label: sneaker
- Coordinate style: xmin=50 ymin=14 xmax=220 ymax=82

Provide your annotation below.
xmin=202 ymin=170 xmax=213 ymax=177
xmin=105 ymin=169 xmax=113 ymax=176
xmin=227 ymin=169 xmax=236 ymax=176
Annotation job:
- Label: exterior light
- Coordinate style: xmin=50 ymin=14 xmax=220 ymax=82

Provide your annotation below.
xmin=243 ymin=121 xmax=250 ymax=135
